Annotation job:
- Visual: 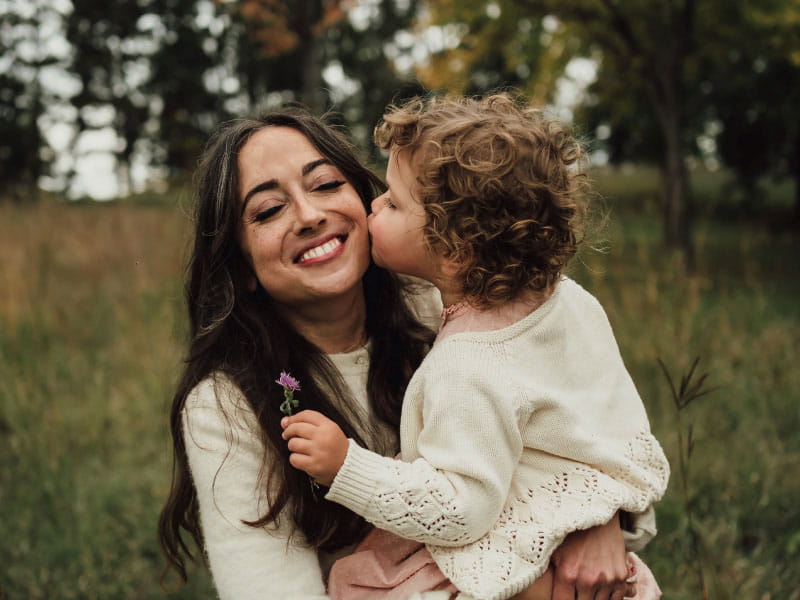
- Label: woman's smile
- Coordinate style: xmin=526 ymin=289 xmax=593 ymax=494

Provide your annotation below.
xmin=295 ymin=234 xmax=347 ymax=264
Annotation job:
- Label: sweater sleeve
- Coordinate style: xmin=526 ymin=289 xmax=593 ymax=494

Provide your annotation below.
xmin=183 ymin=376 xmax=329 ymax=600
xmin=326 ymin=348 xmax=524 ymax=547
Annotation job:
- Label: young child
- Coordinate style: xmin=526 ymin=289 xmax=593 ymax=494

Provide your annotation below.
xmin=281 ymin=94 xmax=670 ymax=600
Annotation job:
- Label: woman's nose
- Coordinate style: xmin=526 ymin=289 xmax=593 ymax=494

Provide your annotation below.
xmin=293 ymin=194 xmax=326 ymax=233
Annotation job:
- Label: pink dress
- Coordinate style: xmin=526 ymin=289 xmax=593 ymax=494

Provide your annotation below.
xmin=327 ymin=528 xmax=457 ymax=600
xmin=328 ymin=527 xmax=661 ymax=600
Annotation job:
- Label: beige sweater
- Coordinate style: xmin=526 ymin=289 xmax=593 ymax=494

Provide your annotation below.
xmin=326 ymin=278 xmax=670 ymax=600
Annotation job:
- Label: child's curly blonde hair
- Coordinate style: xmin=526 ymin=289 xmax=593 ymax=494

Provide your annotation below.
xmin=374 ymin=93 xmax=588 ymax=306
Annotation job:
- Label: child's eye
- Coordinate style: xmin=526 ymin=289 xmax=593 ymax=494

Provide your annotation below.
xmin=251 ymin=205 xmax=283 ymax=223
xmin=385 ymin=196 xmax=396 ymax=209
xmin=314 ymin=180 xmax=345 ymax=192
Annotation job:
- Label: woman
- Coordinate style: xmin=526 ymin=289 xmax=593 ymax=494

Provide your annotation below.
xmin=158 ymin=108 xmax=654 ymax=600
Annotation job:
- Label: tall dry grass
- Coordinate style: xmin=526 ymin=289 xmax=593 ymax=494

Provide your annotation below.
xmin=0 ymin=200 xmax=213 ymax=598
xmin=1 ymin=170 xmax=798 ymax=598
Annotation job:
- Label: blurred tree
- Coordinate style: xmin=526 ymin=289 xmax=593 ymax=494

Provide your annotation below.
xmin=423 ymin=0 xmax=800 ymax=259
xmin=146 ymin=0 xmax=225 ymax=180
xmin=67 ymin=0 xmax=225 ymax=188
xmin=0 ymin=1 xmax=59 ymax=202
xmin=227 ymin=0 xmax=350 ymax=113
xmin=65 ymin=0 xmax=151 ymax=195
xmin=709 ymin=1 xmax=800 ymax=220
xmin=418 ymin=1 xmax=573 ymax=106
xmin=327 ymin=0 xmax=425 ymax=157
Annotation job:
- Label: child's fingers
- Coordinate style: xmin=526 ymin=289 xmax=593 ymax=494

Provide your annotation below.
xmin=286 ymin=436 xmax=314 ymax=455
xmin=281 ymin=422 xmax=317 ymax=441
xmin=288 ymin=452 xmax=312 ymax=472
xmin=281 ymin=410 xmax=326 ymax=428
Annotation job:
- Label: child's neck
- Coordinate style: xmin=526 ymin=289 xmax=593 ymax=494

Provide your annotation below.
xmin=437 ymin=286 xmax=554 ymax=343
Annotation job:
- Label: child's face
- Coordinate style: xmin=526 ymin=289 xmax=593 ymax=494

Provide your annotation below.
xmin=368 ymin=150 xmax=438 ymax=282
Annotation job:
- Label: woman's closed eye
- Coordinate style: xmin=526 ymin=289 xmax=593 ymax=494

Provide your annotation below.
xmin=313 ymin=180 xmax=346 ymax=192
xmin=250 ymin=204 xmax=284 ymax=223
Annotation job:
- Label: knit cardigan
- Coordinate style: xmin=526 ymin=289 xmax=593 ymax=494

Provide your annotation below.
xmin=326 ymin=278 xmax=670 ymax=600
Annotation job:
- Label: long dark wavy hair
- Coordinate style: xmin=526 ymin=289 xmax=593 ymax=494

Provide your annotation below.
xmin=158 ymin=108 xmax=435 ymax=581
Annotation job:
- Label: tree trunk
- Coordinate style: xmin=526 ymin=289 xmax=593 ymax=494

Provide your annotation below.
xmin=298 ymin=37 xmax=325 ymax=114
xmin=648 ymin=62 xmax=694 ymax=264
xmin=660 ymin=114 xmax=693 ymax=257
xmin=793 ymin=132 xmax=800 ymax=224
xmin=293 ymin=1 xmax=326 ymax=114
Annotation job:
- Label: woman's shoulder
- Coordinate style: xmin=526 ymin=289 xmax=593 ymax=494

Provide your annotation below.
xmin=400 ymin=275 xmax=443 ymax=330
xmin=185 ymin=372 xmax=241 ymax=409
xmin=183 ymin=372 xmax=259 ymax=436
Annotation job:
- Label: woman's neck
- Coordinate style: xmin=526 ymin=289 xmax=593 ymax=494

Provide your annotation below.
xmin=276 ymin=287 xmax=368 ymax=354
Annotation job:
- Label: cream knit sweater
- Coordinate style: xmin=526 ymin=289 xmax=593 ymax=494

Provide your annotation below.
xmin=326 ymin=278 xmax=670 ymax=600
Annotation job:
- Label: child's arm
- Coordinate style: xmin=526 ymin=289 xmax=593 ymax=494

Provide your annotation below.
xmin=283 ymin=356 xmax=525 ymax=548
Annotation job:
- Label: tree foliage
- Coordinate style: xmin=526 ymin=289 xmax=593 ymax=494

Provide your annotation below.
xmin=1 ymin=0 xmax=798 ymax=210
xmin=326 ymin=0 xmax=424 ymax=155
xmin=0 ymin=0 xmax=424 ymax=199
xmin=418 ymin=0 xmax=574 ymax=105
xmin=707 ymin=0 xmax=800 ymax=216
xmin=421 ymin=0 xmax=800 ymax=253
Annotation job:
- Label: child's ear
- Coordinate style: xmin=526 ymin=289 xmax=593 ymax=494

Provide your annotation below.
xmin=439 ymin=255 xmax=462 ymax=279
xmin=439 ymin=245 xmax=471 ymax=279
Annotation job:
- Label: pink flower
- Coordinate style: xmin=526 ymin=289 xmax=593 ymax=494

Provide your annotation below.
xmin=275 ymin=371 xmax=301 ymax=392
xmin=276 ymin=371 xmax=301 ymax=416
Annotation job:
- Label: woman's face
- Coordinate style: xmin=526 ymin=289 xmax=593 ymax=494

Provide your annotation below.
xmin=237 ymin=126 xmax=371 ymax=308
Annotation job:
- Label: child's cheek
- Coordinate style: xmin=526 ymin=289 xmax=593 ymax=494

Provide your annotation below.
xmin=367 ymin=214 xmax=382 ymax=241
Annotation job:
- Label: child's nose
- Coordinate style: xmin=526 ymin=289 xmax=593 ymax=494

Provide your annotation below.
xmin=370 ymin=196 xmax=383 ymax=215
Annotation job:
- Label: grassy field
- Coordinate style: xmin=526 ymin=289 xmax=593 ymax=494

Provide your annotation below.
xmin=1 ymin=170 xmax=798 ymax=599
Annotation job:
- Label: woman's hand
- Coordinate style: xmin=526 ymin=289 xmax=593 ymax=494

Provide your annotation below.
xmin=281 ymin=410 xmax=348 ymax=486
xmin=549 ymin=512 xmax=635 ymax=600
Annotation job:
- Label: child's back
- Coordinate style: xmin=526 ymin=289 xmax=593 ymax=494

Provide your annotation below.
xmin=330 ymin=278 xmax=668 ymax=599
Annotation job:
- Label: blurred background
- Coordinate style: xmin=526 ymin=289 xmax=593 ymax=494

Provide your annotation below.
xmin=1 ymin=1 xmax=798 ymax=598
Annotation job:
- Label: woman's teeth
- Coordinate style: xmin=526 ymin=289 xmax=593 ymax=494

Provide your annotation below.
xmin=298 ymin=237 xmax=342 ymax=262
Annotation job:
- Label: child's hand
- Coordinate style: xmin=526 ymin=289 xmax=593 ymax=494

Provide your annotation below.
xmin=281 ymin=410 xmax=348 ymax=487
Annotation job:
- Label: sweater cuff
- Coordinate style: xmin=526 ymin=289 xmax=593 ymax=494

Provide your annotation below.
xmin=325 ymin=439 xmax=385 ymax=515
xmin=623 ymin=505 xmax=658 ymax=552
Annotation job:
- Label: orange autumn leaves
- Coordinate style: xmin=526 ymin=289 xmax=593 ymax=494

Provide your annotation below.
xmin=230 ymin=0 xmax=351 ymax=58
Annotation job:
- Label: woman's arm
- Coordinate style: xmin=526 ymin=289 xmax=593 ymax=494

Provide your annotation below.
xmin=184 ymin=377 xmax=329 ymax=600
xmin=549 ymin=513 xmax=635 ymax=600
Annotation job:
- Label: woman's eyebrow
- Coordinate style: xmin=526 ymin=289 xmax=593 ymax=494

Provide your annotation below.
xmin=302 ymin=158 xmax=331 ymax=175
xmin=241 ymin=179 xmax=278 ymax=215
